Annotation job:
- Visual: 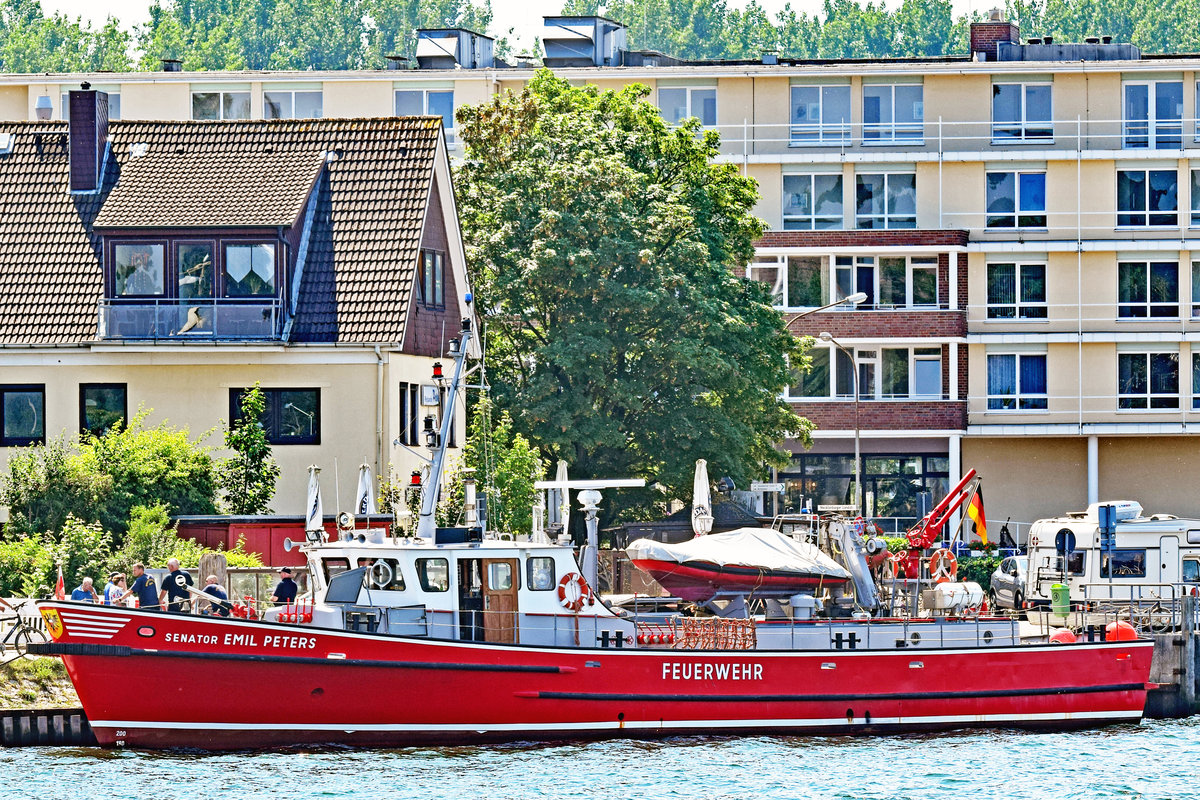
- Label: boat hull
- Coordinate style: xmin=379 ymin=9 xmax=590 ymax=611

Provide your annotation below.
xmin=37 ymin=601 xmax=1154 ymax=750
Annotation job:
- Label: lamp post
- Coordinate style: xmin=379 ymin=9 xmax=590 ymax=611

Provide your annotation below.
xmin=819 ymin=331 xmax=862 ymax=516
xmin=784 ymin=292 xmax=868 ymax=325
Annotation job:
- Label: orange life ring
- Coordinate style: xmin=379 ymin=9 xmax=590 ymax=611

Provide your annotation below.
xmin=557 ymin=572 xmax=592 ymax=612
xmin=930 ymin=548 xmax=958 ymax=583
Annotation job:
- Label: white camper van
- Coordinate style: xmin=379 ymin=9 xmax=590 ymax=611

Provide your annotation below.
xmin=1024 ymin=501 xmax=1200 ymax=609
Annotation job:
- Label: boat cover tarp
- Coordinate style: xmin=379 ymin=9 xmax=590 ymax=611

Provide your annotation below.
xmin=626 ymin=527 xmax=850 ymax=579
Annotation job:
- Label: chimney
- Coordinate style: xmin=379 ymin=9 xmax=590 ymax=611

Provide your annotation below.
xmin=970 ymin=11 xmax=1020 ymax=61
xmin=68 ymin=83 xmax=108 ymax=194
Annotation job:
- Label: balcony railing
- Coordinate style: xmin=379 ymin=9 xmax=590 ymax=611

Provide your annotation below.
xmin=99 ymin=298 xmax=282 ymax=340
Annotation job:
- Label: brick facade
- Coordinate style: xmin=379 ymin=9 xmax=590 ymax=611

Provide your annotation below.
xmin=969 ymin=21 xmax=1020 ymax=61
xmin=757 ymin=230 xmax=969 ymax=250
xmin=790 ymin=400 xmax=967 ymax=432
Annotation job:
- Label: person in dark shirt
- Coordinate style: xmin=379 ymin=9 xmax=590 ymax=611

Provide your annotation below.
xmin=200 ymin=575 xmax=231 ymax=617
xmin=159 ymin=558 xmax=194 ymax=613
xmin=270 ymin=567 xmax=298 ymax=606
xmin=117 ymin=563 xmax=160 ymax=611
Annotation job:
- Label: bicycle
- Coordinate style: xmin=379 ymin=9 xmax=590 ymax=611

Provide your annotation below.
xmin=0 ymin=601 xmax=50 ymax=665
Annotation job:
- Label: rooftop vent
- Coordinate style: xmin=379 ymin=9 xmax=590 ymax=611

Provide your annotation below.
xmin=1085 ymin=36 xmax=1101 ymax=44
xmin=542 ymin=16 xmax=626 ymax=68
xmin=762 ymin=50 xmax=779 ymax=65
xmin=415 ymin=28 xmax=494 ymax=70
xmin=385 ymin=54 xmax=408 ymax=70
xmin=1027 ymin=37 xmax=1042 ymax=44
xmin=0 ymin=132 xmax=13 ymax=155
xmin=161 ymin=58 xmax=182 ymax=72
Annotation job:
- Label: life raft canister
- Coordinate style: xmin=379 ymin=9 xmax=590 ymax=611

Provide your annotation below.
xmin=557 ymin=572 xmax=593 ymax=612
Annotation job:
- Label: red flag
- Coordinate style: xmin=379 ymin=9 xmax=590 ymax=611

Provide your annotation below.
xmin=966 ymin=487 xmax=988 ymax=545
xmin=54 ymin=564 xmax=65 ymax=600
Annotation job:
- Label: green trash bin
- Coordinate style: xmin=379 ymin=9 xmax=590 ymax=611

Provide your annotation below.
xmin=1051 ymin=583 xmax=1070 ymax=617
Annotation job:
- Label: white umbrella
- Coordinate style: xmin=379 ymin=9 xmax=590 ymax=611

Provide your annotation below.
xmin=692 ymin=459 xmax=714 ymax=536
xmin=355 ymin=463 xmax=378 ymax=515
xmin=305 ymin=465 xmax=324 ymax=538
xmin=554 ymin=459 xmax=570 ymax=534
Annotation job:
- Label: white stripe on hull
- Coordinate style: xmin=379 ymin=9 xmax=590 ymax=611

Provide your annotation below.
xmin=89 ymin=709 xmax=1141 ymax=734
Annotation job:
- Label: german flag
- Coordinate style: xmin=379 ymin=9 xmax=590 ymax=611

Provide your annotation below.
xmin=966 ymin=486 xmax=988 ymax=545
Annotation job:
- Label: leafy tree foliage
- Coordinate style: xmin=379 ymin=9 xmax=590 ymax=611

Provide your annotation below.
xmin=456 ymin=71 xmax=809 ymax=515
xmin=218 ymin=383 xmax=280 ymax=515
xmin=1 ymin=411 xmax=217 ymax=541
xmin=463 ymin=396 xmax=545 ymax=536
xmin=0 ymin=0 xmax=131 ymax=71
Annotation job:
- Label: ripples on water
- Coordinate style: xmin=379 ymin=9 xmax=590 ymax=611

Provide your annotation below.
xmin=4 ymin=719 xmax=1197 ymax=800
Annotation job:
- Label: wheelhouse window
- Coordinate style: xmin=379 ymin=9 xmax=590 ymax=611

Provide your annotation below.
xmin=992 ymin=83 xmax=1052 ymax=141
xmin=1118 ymin=261 xmax=1178 ymax=318
xmin=264 ymin=90 xmax=323 ymax=119
xmin=986 ymin=171 xmax=1046 ymax=228
xmin=365 ymin=558 xmax=406 ymax=591
xmin=230 ymin=388 xmax=320 ymax=444
xmin=790 ymin=84 xmax=850 ymax=145
xmin=114 ymin=243 xmax=165 ymax=296
xmin=224 ymin=244 xmax=276 ymax=296
xmin=488 ymin=561 xmax=515 ymax=591
xmin=1117 ymin=170 xmax=1178 ymax=227
xmin=855 ymin=173 xmax=916 ymax=229
xmin=416 ymin=558 xmax=449 ymax=592
xmin=986 ymin=263 xmax=1046 ymax=319
xmin=862 ymin=84 xmax=922 ymax=143
xmin=658 ymin=86 xmax=716 ymax=126
xmin=986 ymin=353 xmax=1047 ymax=410
xmin=1124 ymin=81 xmax=1182 ymax=149
xmin=1118 ymin=351 xmax=1179 ymax=409
xmin=0 ymin=385 xmax=44 ymax=447
xmin=527 ymin=557 xmax=556 ymax=591
xmin=782 ymin=174 xmax=843 ymax=230
xmin=192 ymin=91 xmax=251 ymax=121
xmin=80 ymin=383 xmax=127 ymax=437
xmin=419 ymin=250 xmax=445 ymax=309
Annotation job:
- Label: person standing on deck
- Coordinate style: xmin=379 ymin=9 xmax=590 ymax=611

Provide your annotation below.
xmin=159 ymin=558 xmax=194 ymax=613
xmin=270 ymin=567 xmax=298 ymax=606
xmin=117 ymin=564 xmax=160 ymax=611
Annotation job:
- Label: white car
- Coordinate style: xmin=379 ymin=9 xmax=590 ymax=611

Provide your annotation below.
xmin=989 ymin=555 xmax=1028 ymax=610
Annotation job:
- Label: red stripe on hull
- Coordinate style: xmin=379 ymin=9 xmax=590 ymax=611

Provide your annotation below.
xmin=40 ymin=602 xmax=1152 ymax=750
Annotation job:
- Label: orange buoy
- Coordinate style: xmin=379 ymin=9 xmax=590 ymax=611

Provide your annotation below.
xmin=1105 ymin=620 xmax=1138 ymax=641
xmin=1049 ymin=628 xmax=1077 ymax=644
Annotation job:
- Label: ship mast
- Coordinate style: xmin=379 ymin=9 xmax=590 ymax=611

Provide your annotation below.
xmin=416 ymin=317 xmax=473 ymax=540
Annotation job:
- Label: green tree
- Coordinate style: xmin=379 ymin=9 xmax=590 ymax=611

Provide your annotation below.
xmin=456 ymin=71 xmax=809 ymax=518
xmin=462 ymin=396 xmax=545 ymax=536
xmin=0 ymin=0 xmax=132 ymax=71
xmin=47 ymin=515 xmax=113 ymax=593
xmin=218 ymin=383 xmax=280 ymax=515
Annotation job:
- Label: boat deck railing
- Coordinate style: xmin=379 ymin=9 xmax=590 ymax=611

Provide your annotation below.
xmin=1026 ymin=583 xmax=1200 ymax=635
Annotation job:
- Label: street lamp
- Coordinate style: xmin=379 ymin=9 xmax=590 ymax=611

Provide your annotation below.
xmin=784 ymin=292 xmax=868 ymax=324
xmin=819 ymin=331 xmax=862 ymax=516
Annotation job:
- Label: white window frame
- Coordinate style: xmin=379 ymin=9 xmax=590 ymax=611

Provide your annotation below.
xmin=782 ymin=173 xmax=844 ymax=230
xmin=657 ymin=86 xmax=717 ymax=127
xmin=191 ymin=90 xmax=251 ymax=121
xmin=878 ymin=346 xmax=942 ymax=400
xmin=1192 ymin=351 xmax=1200 ymax=409
xmin=1190 ymin=169 xmax=1200 ymax=227
xmin=1118 ymin=350 xmax=1179 ymax=410
xmin=862 ymin=84 xmax=923 ymax=144
xmin=1123 ymin=80 xmax=1183 ymax=149
xmin=985 ymin=262 xmax=1047 ymax=320
xmin=1117 ymin=260 xmax=1179 ymax=319
xmin=986 ymin=352 xmax=1048 ymax=411
xmin=394 ymin=88 xmax=456 ymax=138
xmin=991 ymin=82 xmax=1053 ymax=143
xmin=61 ymin=90 xmax=121 ymax=120
xmin=985 ymin=171 xmax=1047 ymax=228
xmin=833 ymin=255 xmax=938 ymax=309
xmin=790 ymin=85 xmax=851 ymax=146
xmin=263 ymin=88 xmax=323 ymax=120
xmin=855 ymin=172 xmax=916 ymax=229
xmin=1116 ymin=169 xmax=1179 ymax=228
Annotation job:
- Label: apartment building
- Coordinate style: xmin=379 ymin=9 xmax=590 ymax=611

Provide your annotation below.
xmin=4 ymin=17 xmax=1200 ymax=532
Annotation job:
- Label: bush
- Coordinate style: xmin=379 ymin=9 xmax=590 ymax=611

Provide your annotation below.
xmin=958 ymin=554 xmax=1003 ymax=590
xmin=108 ymin=505 xmax=263 ymax=575
xmin=0 ymin=537 xmax=53 ymax=597
xmin=883 ymin=536 xmax=910 ymax=553
xmin=48 ymin=516 xmax=113 ymax=592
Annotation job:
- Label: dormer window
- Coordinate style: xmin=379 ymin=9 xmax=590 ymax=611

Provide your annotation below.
xmin=178 ymin=243 xmax=214 ymax=298
xmin=225 ymin=244 xmax=276 ymax=296
xmin=420 ymin=249 xmax=444 ymax=309
xmin=115 ymin=243 xmax=165 ymax=295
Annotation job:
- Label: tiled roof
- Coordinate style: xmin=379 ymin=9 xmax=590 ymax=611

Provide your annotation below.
xmin=94 ymin=149 xmax=326 ymax=229
xmin=0 ymin=116 xmax=442 ymax=344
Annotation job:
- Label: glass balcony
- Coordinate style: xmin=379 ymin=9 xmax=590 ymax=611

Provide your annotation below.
xmin=99 ymin=298 xmax=282 ymax=340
